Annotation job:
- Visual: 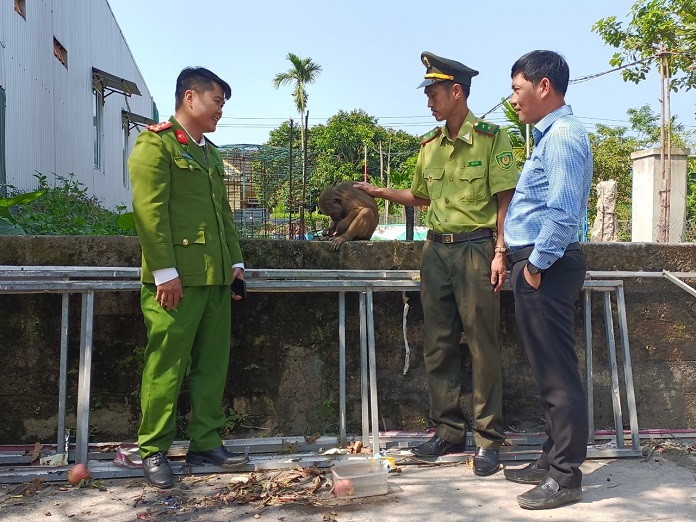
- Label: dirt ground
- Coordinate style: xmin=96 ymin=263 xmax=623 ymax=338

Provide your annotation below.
xmin=2 ymin=440 xmax=696 ymax=522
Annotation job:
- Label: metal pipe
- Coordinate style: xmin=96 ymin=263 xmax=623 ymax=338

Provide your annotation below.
xmin=359 ymin=293 xmax=369 ymax=447
xmin=365 ymin=288 xmax=380 ymax=456
xmin=616 ymin=284 xmax=641 ymax=451
xmin=603 ymin=292 xmax=624 ymax=448
xmin=75 ymin=290 xmax=95 ymax=464
xmin=338 ymin=292 xmax=346 ymax=445
xmin=57 ymin=292 xmax=69 ymax=454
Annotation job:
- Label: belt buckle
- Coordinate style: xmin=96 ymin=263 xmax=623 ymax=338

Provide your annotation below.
xmin=441 ymin=233 xmax=454 ymax=244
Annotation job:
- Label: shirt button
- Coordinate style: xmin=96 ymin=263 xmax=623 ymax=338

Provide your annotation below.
xmin=189 ymin=165 xmax=193 ymax=171
xmin=445 ymin=198 xmax=449 ymax=203
xmin=449 ymin=177 xmax=453 ymax=181
xmin=444 ymin=218 xmax=448 ymax=222
xmin=182 ymin=239 xmax=189 ymax=246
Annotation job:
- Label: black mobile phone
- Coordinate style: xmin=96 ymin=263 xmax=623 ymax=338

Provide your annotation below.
xmin=231 ymin=278 xmax=247 ymax=299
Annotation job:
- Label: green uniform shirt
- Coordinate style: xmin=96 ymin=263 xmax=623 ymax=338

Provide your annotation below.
xmin=411 ymin=111 xmax=518 ymax=233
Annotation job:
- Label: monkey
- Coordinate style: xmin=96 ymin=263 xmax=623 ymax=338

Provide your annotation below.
xmin=318 ymin=181 xmax=379 ymax=250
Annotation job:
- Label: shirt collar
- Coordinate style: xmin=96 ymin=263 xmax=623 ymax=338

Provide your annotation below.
xmin=439 ymin=111 xmax=476 ymax=145
xmin=533 ymin=105 xmax=573 ymax=142
xmin=172 ymin=117 xmax=206 ymax=147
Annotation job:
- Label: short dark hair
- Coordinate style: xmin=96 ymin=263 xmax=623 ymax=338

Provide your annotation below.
xmin=440 ymin=80 xmax=471 ymax=98
xmin=175 ymin=67 xmax=231 ymax=109
xmin=511 ymin=50 xmax=569 ymax=96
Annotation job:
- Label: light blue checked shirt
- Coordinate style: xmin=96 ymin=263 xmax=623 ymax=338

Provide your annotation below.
xmin=504 ymin=105 xmax=593 ymax=269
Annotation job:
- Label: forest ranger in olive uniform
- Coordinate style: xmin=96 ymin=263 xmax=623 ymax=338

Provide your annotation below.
xmin=355 ymin=52 xmax=518 ymax=476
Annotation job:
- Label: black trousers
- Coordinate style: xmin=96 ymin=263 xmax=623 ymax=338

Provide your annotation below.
xmin=510 ymin=249 xmax=587 ymax=488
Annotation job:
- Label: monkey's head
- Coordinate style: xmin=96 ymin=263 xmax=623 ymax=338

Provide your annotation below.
xmin=318 ymin=187 xmax=345 ymax=221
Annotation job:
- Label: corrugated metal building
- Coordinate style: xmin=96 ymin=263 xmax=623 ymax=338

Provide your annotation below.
xmin=1 ymin=0 xmax=155 ymax=209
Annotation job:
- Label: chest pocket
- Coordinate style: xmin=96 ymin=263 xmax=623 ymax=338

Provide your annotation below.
xmin=173 ymin=156 xmax=208 ymax=195
xmin=424 ymin=167 xmax=445 ymax=200
xmin=457 ymin=166 xmax=488 ymax=202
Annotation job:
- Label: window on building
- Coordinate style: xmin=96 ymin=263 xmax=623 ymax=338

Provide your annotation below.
xmin=93 ymin=89 xmax=104 ymax=170
xmin=14 ymin=0 xmax=26 ymax=19
xmin=53 ymin=38 xmax=68 ymax=69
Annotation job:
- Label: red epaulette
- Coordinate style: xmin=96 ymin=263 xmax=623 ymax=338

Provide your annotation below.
xmin=146 ymin=121 xmax=173 ymax=132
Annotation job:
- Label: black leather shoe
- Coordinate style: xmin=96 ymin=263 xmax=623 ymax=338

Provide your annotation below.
xmin=186 ymin=446 xmax=249 ymax=467
xmin=517 ymin=476 xmax=582 ymax=510
xmin=411 ymin=435 xmax=465 ymax=457
xmin=142 ymin=451 xmax=174 ymax=489
xmin=473 ymin=447 xmax=500 ymax=476
xmin=504 ymin=459 xmax=548 ymax=484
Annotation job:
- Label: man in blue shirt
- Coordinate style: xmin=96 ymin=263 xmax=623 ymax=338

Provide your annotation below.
xmin=502 ymin=50 xmax=592 ymax=510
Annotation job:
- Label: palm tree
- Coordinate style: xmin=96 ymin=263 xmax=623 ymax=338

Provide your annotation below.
xmin=273 ymin=53 xmax=322 ymax=238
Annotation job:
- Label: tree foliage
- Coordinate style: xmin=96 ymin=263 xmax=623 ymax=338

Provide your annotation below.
xmin=592 ymin=0 xmax=696 ymax=91
xmin=264 ymin=109 xmax=420 ymax=218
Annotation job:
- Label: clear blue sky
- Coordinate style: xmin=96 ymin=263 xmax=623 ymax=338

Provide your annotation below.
xmin=108 ymin=0 xmax=696 ymax=147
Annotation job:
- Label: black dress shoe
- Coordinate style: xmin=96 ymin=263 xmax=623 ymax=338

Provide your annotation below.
xmin=186 ymin=446 xmax=249 ymax=467
xmin=411 ymin=435 xmax=465 ymax=457
xmin=504 ymin=459 xmax=548 ymax=484
xmin=517 ymin=476 xmax=582 ymax=510
xmin=142 ymin=451 xmax=174 ymax=489
xmin=473 ymin=447 xmax=500 ymax=476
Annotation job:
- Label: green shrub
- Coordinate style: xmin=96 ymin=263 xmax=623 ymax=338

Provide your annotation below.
xmin=8 ymin=173 xmax=133 ymax=236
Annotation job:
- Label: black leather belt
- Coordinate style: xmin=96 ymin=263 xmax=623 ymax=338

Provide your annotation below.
xmin=426 ymin=229 xmax=494 ymax=244
xmin=506 ymin=242 xmax=581 ymax=265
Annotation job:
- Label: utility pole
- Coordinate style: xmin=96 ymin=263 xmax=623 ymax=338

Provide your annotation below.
xmin=288 ymin=119 xmax=293 ymax=240
xmin=657 ymin=44 xmax=672 ymax=243
xmin=299 ymin=110 xmax=308 ymax=240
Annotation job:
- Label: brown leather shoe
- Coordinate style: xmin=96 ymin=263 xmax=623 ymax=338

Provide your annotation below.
xmin=473 ymin=447 xmax=500 ymax=476
xmin=142 ymin=451 xmax=174 ymax=489
xmin=411 ymin=435 xmax=466 ymax=457
xmin=517 ymin=477 xmax=582 ymax=510
xmin=504 ymin=459 xmax=548 ymax=484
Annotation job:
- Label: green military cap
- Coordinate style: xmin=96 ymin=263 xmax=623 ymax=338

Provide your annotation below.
xmin=418 ymin=51 xmax=479 ymax=88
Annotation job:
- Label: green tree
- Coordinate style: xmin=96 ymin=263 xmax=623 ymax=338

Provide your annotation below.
xmin=592 ymin=0 xmax=696 ymax=91
xmin=627 ymin=103 xmax=688 ymax=147
xmin=272 ymin=53 xmax=322 ymax=230
xmin=307 ymin=109 xmax=419 ymax=207
xmin=589 ymin=124 xmax=640 ymax=240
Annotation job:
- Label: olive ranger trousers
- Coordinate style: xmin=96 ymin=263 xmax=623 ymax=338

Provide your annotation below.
xmin=419 ymin=238 xmax=505 ymax=449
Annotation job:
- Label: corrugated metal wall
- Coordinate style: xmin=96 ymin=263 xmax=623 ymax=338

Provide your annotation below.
xmin=2 ymin=0 xmax=153 ymax=209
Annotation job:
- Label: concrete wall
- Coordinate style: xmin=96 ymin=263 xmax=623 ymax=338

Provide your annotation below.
xmin=0 ymin=237 xmax=695 ymax=444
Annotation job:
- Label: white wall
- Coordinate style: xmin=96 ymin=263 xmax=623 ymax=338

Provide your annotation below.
xmin=631 ymin=147 xmax=690 ymax=243
xmin=1 ymin=0 xmax=154 ymax=209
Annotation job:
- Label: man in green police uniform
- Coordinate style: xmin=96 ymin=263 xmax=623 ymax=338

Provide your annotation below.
xmin=355 ymin=52 xmax=517 ymax=476
xmin=129 ymin=67 xmax=248 ymax=489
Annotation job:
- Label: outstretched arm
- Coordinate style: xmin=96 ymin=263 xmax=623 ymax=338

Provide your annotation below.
xmin=353 ymin=182 xmax=430 ymax=207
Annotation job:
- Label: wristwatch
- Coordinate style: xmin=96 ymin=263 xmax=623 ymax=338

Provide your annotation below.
xmin=526 ymin=262 xmax=544 ymax=275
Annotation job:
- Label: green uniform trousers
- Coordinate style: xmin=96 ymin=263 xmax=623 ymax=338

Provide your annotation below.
xmin=420 ymin=238 xmax=505 ymax=449
xmin=138 ymin=284 xmax=231 ymax=458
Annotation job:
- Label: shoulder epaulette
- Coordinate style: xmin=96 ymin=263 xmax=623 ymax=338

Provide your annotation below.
xmin=474 ymin=120 xmax=499 ymax=136
xmin=146 ymin=121 xmax=173 ymax=133
xmin=420 ymin=127 xmax=441 ymax=146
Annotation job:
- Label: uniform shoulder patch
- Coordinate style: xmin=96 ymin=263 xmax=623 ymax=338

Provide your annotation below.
xmin=146 ymin=121 xmax=173 ymax=133
xmin=474 ymin=120 xmax=500 ymax=136
xmin=420 ymin=127 xmax=442 ymax=146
